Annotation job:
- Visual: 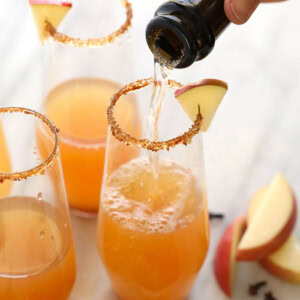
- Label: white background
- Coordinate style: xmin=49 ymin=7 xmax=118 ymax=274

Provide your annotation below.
xmin=1 ymin=0 xmax=300 ymax=299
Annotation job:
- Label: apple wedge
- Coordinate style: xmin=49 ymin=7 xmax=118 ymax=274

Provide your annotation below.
xmin=261 ymin=235 xmax=300 ymax=284
xmin=175 ymin=79 xmax=228 ymax=131
xmin=247 ymin=186 xmax=269 ymax=223
xmin=29 ymin=0 xmax=72 ymax=41
xmin=236 ymin=173 xmax=297 ymax=261
xmin=214 ymin=216 xmax=246 ymax=297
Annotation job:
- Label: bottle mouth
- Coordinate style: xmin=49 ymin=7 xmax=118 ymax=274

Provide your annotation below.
xmin=146 ymin=16 xmax=197 ymax=69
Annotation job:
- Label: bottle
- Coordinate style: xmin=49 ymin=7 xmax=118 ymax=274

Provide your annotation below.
xmin=146 ymin=0 xmax=230 ymax=69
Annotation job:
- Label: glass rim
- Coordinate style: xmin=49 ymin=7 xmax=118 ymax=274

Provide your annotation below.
xmin=0 ymin=107 xmax=59 ymax=183
xmin=45 ymin=0 xmax=133 ymax=48
xmin=107 ymin=78 xmax=203 ymax=152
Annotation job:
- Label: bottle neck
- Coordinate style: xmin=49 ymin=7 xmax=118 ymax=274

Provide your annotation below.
xmin=189 ymin=0 xmax=229 ymax=36
xmin=146 ymin=0 xmax=229 ymax=69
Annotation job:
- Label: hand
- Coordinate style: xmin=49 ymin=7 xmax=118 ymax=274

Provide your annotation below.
xmin=224 ymin=0 xmax=287 ymax=25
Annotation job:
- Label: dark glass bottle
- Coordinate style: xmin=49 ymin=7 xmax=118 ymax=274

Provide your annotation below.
xmin=146 ymin=0 xmax=230 ymax=69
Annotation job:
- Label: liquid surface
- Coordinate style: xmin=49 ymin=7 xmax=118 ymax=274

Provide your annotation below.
xmin=46 ymin=78 xmax=125 ymax=141
xmin=39 ymin=78 xmax=138 ymax=213
xmin=98 ymin=157 xmax=209 ymax=300
xmin=0 ymin=202 xmax=61 ymax=275
xmin=0 ymin=196 xmax=76 ymax=300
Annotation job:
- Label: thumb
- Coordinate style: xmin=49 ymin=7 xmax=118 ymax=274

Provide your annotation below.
xmin=224 ymin=0 xmax=260 ymax=24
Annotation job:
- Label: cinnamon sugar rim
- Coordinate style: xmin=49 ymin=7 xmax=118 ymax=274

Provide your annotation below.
xmin=0 ymin=107 xmax=59 ymax=183
xmin=107 ymin=78 xmax=202 ymax=152
xmin=45 ymin=0 xmax=132 ymax=48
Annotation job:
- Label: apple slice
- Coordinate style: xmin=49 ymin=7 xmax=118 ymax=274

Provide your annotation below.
xmin=261 ymin=235 xmax=300 ymax=284
xmin=29 ymin=0 xmax=72 ymax=41
xmin=175 ymin=79 xmax=228 ymax=131
xmin=247 ymin=186 xmax=269 ymax=223
xmin=214 ymin=216 xmax=246 ymax=297
xmin=236 ymin=173 xmax=297 ymax=261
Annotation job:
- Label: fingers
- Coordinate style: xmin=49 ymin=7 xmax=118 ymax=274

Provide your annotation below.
xmin=224 ymin=0 xmax=260 ymax=24
xmin=225 ymin=0 xmax=288 ymax=24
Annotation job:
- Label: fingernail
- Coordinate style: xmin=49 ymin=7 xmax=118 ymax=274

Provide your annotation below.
xmin=230 ymin=0 xmax=260 ymax=23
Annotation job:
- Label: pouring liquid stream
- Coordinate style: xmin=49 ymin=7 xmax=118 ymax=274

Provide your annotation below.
xmin=147 ymin=60 xmax=171 ymax=178
xmin=146 ymin=60 xmax=189 ymax=220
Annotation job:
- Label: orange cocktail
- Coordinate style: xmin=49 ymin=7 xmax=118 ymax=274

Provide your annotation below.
xmin=0 ymin=121 xmax=11 ymax=197
xmin=37 ymin=78 xmax=137 ymax=214
xmin=98 ymin=157 xmax=209 ymax=300
xmin=0 ymin=196 xmax=76 ymax=299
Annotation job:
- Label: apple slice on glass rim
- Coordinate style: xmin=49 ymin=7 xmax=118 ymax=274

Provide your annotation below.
xmin=175 ymin=79 xmax=228 ymax=132
xmin=29 ymin=0 xmax=72 ymax=41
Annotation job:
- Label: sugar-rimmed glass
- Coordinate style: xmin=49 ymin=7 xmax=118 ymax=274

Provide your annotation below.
xmin=97 ymin=78 xmax=209 ymax=300
xmin=36 ymin=0 xmax=138 ymax=217
xmin=0 ymin=107 xmax=76 ymax=299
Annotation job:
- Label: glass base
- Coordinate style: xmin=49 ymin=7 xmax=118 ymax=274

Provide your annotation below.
xmin=70 ymin=207 xmax=98 ymax=219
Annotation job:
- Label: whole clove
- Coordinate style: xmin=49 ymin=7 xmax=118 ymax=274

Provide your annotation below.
xmin=209 ymin=212 xmax=224 ymax=220
xmin=265 ymin=291 xmax=277 ymax=300
xmin=248 ymin=281 xmax=267 ymax=296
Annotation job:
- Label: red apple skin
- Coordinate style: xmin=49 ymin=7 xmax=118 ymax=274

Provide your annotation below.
xmin=174 ymin=79 xmax=228 ymax=98
xmin=214 ymin=216 xmax=246 ymax=297
xmin=29 ymin=0 xmax=72 ymax=7
xmin=236 ymin=196 xmax=297 ymax=261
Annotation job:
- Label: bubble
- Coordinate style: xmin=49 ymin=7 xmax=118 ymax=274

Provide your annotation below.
xmin=160 ymin=220 xmax=168 ymax=225
xmin=140 ymin=219 xmax=146 ymax=225
xmin=164 ymin=210 xmax=174 ymax=216
xmin=158 ymin=225 xmax=164 ymax=229
xmin=144 ymin=208 xmax=152 ymax=215
xmin=37 ymin=192 xmax=43 ymax=201
xmin=178 ymin=214 xmax=196 ymax=228
xmin=111 ymin=212 xmax=119 ymax=218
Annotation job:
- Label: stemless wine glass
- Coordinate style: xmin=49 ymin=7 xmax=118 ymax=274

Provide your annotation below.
xmin=0 ymin=107 xmax=76 ymax=300
xmin=36 ymin=0 xmax=138 ymax=217
xmin=97 ymin=78 xmax=209 ymax=300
